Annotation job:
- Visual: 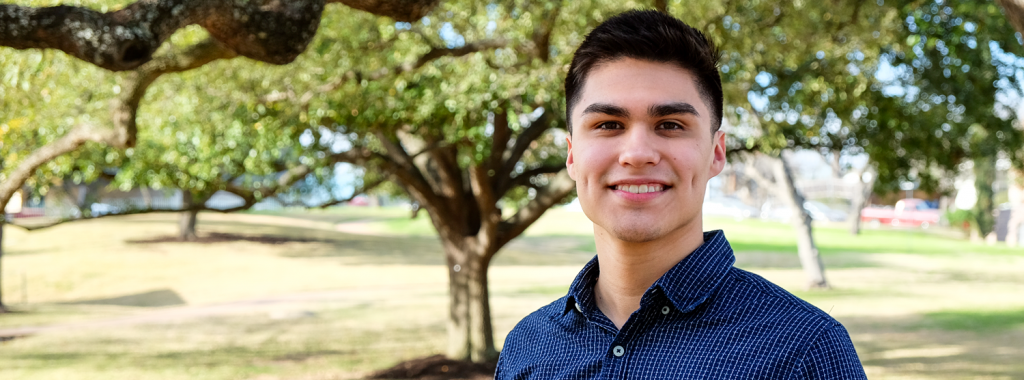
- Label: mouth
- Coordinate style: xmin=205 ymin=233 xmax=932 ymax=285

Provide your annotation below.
xmin=610 ymin=183 xmax=670 ymax=194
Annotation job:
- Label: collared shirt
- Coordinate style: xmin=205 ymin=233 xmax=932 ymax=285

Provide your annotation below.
xmin=495 ymin=230 xmax=866 ymax=379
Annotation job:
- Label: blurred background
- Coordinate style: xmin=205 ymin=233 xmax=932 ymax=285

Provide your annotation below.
xmin=1 ymin=0 xmax=1022 ymax=379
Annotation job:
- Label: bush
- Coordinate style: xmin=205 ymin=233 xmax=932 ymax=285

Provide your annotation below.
xmin=944 ymin=209 xmax=974 ymax=232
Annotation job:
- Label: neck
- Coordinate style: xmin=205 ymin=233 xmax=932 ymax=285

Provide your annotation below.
xmin=592 ymin=222 xmax=705 ymax=330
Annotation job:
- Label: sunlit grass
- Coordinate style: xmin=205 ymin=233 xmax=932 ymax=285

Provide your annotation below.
xmin=320 ymin=206 xmax=1019 ymax=256
xmin=0 ymin=207 xmax=1022 ymax=379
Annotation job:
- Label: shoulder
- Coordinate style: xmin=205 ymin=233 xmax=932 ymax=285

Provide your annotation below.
xmin=495 ymin=296 xmax=569 ymax=379
xmin=726 ymin=267 xmax=840 ymax=327
xmin=790 ymin=323 xmax=867 ymax=378
xmin=723 ymin=268 xmax=865 ymax=378
xmin=502 ymin=295 xmax=567 ymax=348
xmin=499 ymin=296 xmax=568 ymax=354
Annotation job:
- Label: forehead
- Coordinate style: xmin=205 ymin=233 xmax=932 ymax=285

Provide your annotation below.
xmin=573 ymin=58 xmax=709 ymax=119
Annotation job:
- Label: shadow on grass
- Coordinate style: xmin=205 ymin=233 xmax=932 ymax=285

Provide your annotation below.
xmin=0 ymin=248 xmax=48 ymax=257
xmin=126 ymin=232 xmax=325 ymax=245
xmin=125 ymin=219 xmax=883 ymax=269
xmin=60 ymin=289 xmax=186 ymax=308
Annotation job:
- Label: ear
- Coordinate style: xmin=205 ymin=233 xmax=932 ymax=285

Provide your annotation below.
xmin=709 ymin=130 xmax=727 ymax=177
xmin=566 ymin=135 xmax=577 ymax=181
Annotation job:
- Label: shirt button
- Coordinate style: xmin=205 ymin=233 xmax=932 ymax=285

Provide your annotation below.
xmin=575 ymin=302 xmax=582 ymax=313
xmin=661 ymin=306 xmax=671 ymax=315
xmin=613 ymin=345 xmax=625 ymax=357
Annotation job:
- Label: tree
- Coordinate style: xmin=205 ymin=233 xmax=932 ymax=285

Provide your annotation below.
xmin=863 ymin=1 xmax=1024 ymax=238
xmin=0 ymin=0 xmax=443 ymax=318
xmin=719 ymin=0 xmax=1024 ymax=264
xmin=0 ymin=0 xmax=584 ymax=361
xmin=701 ymin=0 xmax=903 ymax=288
xmin=0 ymin=0 xmax=438 ymax=224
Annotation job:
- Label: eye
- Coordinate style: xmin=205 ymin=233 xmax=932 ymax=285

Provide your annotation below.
xmin=657 ymin=121 xmax=684 ymax=130
xmin=596 ymin=121 xmax=623 ymax=130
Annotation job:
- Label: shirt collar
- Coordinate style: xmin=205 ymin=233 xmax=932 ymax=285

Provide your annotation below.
xmin=560 ymin=230 xmax=735 ymax=317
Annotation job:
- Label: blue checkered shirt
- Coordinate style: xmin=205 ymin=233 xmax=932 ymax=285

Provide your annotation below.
xmin=495 ymin=230 xmax=866 ymax=379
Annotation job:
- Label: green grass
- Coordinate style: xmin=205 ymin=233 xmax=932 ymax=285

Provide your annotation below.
xmin=337 ymin=207 xmax=1019 ymax=256
xmin=1 ymin=208 xmax=1023 ymax=379
xmin=921 ymin=308 xmax=1024 ymax=332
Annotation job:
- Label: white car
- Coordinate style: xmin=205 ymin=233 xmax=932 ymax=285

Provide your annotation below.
xmin=761 ymin=200 xmax=848 ymax=222
xmin=89 ymin=203 xmax=120 ymax=216
xmin=703 ymin=197 xmax=760 ymax=220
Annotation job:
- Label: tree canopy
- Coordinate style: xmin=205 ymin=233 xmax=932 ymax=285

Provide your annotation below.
xmin=4 ymin=0 xmax=1024 ymax=362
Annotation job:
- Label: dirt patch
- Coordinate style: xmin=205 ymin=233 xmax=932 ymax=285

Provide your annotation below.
xmin=368 ymin=354 xmax=496 ymax=380
xmin=125 ymin=232 xmax=323 ymax=245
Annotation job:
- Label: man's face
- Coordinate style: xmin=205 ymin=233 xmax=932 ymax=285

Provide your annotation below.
xmin=567 ymin=58 xmax=726 ymax=243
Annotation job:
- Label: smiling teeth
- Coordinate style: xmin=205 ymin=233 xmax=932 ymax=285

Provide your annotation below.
xmin=616 ymin=184 xmax=664 ymax=194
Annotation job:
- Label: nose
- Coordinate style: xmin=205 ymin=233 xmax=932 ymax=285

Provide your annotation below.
xmin=618 ymin=126 xmax=660 ymax=167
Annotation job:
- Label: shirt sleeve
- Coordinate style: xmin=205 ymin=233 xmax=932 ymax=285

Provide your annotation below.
xmin=790 ymin=323 xmax=868 ymax=379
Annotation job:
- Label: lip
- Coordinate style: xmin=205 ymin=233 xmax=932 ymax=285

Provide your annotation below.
xmin=607 ymin=178 xmax=672 ymax=202
xmin=608 ymin=178 xmax=671 ymax=187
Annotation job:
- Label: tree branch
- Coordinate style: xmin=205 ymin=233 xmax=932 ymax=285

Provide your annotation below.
xmin=115 ymin=38 xmax=237 ymax=147
xmin=468 ymin=163 xmax=499 ymax=248
xmin=326 ymin=0 xmax=440 ymax=22
xmin=527 ymin=3 xmax=562 ymax=62
xmin=999 ymin=0 xmax=1024 ymax=46
xmin=0 ymin=38 xmax=237 ymax=226
xmin=832 ymin=0 xmax=864 ymax=35
xmin=488 ymin=109 xmax=512 ymax=176
xmin=0 ymin=0 xmax=442 ymax=71
xmin=260 ymin=38 xmax=506 ymax=105
xmin=314 ymin=177 xmax=385 ymax=208
xmin=7 ymin=202 xmax=252 ymax=232
xmin=370 ymin=131 xmax=449 ymax=217
xmin=739 ymin=152 xmax=779 ymax=194
xmin=268 ymin=176 xmax=385 ymax=208
xmin=498 ymin=163 xmax=564 ymax=196
xmin=408 ymin=38 xmax=507 ymax=71
xmin=224 ymin=162 xmax=316 ymax=206
xmin=0 ymin=124 xmax=122 ymax=216
xmin=0 ymin=0 xmax=331 ymax=71
xmin=498 ymin=111 xmax=553 ymax=182
xmin=496 ymin=170 xmax=574 ymax=249
xmin=654 ymin=0 xmax=668 ymax=13
xmin=8 ymin=161 xmax=386 ymax=232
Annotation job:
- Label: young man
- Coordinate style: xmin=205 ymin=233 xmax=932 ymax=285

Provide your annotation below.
xmin=495 ymin=10 xmax=866 ymax=379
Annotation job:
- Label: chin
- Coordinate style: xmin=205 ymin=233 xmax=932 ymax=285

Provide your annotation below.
xmin=608 ymin=224 xmax=665 ymax=243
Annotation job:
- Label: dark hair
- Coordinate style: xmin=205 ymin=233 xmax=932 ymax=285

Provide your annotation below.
xmin=565 ymin=10 xmax=722 ymax=134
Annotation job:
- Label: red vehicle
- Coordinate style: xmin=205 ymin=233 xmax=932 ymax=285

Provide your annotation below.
xmin=860 ymin=198 xmax=941 ymax=228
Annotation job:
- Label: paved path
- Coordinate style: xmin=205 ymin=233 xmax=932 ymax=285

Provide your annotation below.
xmin=0 ymin=284 xmax=441 ymax=338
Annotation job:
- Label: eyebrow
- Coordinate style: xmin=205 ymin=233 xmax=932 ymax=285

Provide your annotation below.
xmin=581 ymin=103 xmax=630 ymax=118
xmin=580 ymin=102 xmax=701 ymax=119
xmin=648 ymin=102 xmax=700 ymax=118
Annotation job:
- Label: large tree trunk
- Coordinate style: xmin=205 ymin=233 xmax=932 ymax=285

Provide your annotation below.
xmin=179 ymin=192 xmax=199 ymax=241
xmin=848 ymin=167 xmax=876 ymax=236
xmin=771 ymin=155 xmax=829 ymax=289
xmin=443 ymin=239 xmax=497 ymax=363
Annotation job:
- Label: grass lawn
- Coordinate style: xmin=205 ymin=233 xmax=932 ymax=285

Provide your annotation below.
xmin=1 ymin=207 xmax=1022 ymax=379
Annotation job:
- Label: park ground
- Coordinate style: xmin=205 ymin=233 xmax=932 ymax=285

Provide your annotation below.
xmin=0 ymin=207 xmax=1022 ymax=379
